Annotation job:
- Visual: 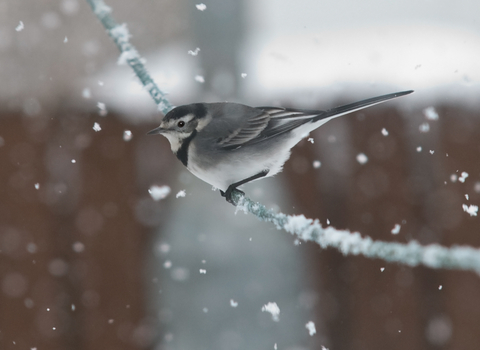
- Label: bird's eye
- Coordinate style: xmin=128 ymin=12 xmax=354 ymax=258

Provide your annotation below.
xmin=177 ymin=121 xmax=185 ymax=128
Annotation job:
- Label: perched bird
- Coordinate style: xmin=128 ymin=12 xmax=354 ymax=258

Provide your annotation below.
xmin=148 ymin=90 xmax=413 ymax=204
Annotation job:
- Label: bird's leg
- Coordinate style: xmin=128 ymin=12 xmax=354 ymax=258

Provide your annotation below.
xmin=221 ymin=169 xmax=270 ymax=204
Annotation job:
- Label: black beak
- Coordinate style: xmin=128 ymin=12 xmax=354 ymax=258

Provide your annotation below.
xmin=147 ymin=126 xmax=164 ymax=135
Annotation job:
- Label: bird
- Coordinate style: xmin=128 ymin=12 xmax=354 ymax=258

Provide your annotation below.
xmin=148 ymin=90 xmax=413 ymax=204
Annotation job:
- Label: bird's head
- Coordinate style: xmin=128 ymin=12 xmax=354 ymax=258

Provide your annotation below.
xmin=148 ymin=103 xmax=209 ymax=153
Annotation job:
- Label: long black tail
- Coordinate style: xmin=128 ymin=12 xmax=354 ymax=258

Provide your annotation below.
xmin=314 ymin=90 xmax=414 ymax=122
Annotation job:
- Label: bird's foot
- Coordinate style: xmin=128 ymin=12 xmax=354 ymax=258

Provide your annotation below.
xmin=220 ymin=187 xmax=245 ymax=205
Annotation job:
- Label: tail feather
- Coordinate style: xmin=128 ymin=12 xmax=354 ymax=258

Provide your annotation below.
xmin=314 ymin=90 xmax=414 ymax=122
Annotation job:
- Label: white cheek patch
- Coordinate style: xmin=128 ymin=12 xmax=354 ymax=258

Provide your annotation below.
xmin=196 ymin=114 xmax=212 ymax=131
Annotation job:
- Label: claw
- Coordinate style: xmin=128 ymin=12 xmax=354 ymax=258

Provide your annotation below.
xmin=221 ymin=187 xmax=244 ymax=205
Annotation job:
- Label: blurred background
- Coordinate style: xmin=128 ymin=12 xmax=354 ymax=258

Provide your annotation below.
xmin=1 ymin=0 xmax=480 ymax=349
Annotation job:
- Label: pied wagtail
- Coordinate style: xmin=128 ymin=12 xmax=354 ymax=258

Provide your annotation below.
xmin=148 ymin=90 xmax=413 ymax=204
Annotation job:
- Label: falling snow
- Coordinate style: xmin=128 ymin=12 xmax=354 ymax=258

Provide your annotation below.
xmin=188 ymin=47 xmax=201 ymax=56
xmin=92 ymin=122 xmax=101 ymax=132
xmin=416 ymin=146 xmax=422 ymax=152
xmin=307 ymin=137 xmax=314 ymax=144
xmin=356 ymin=153 xmax=368 ymax=164
xmin=458 ymin=172 xmax=469 ymax=183
xmin=381 ymin=128 xmax=389 ymax=136
xmin=380 ymin=267 xmax=385 ymax=272
xmin=230 ymin=299 xmax=238 ymax=307
xmin=195 ymin=75 xmax=205 ymax=83
xmin=34 ymin=183 xmax=40 ymax=190
xmin=16 ymin=21 xmax=24 ymax=32
xmin=313 ymin=160 xmax=321 ymax=169
xmin=391 ymin=224 xmax=401 ymax=235
xmin=305 ymin=321 xmax=316 ymax=336
xmin=123 ymin=130 xmax=133 ymax=141
xmin=462 ymin=204 xmax=478 ymax=217
xmin=148 ymin=185 xmax=171 ymax=201
xmin=176 ymin=190 xmax=186 ymax=198
xmin=241 ymin=73 xmax=247 ymax=78
xmin=199 ymin=269 xmax=206 ymax=274
xmin=195 ymin=3 xmax=207 ymax=11
xmin=97 ymin=102 xmax=107 ymax=116
xmin=262 ymin=302 xmax=280 ymax=322
xmin=423 ymin=106 xmax=439 ymax=120
xmin=82 ymin=88 xmax=91 ymax=99
xmin=419 ymin=123 xmax=430 ymax=133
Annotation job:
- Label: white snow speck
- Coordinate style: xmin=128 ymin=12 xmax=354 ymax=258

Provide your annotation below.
xmin=241 ymin=73 xmax=247 ymax=78
xmin=429 ymin=150 xmax=434 ymax=154
xmin=326 ymin=218 xmax=330 ymax=225
xmin=123 ymin=130 xmax=133 ymax=141
xmin=307 ymin=137 xmax=314 ymax=144
xmin=438 ymin=285 xmax=443 ymax=290
xmin=230 ymin=299 xmax=238 ymax=307
xmin=188 ymin=47 xmax=201 ymax=56
xmin=16 ymin=21 xmax=24 ymax=32
xmin=199 ymin=269 xmax=206 ymax=274
xmin=465 ymin=194 xmax=469 ymax=200
xmin=176 ymin=190 xmax=186 ymax=198
xmin=423 ymin=106 xmax=439 ymax=120
xmin=92 ymin=122 xmax=101 ymax=132
xmin=163 ymin=260 xmax=172 ymax=269
xmin=274 ymin=343 xmax=277 ymax=350
xmin=262 ymin=302 xmax=280 ymax=322
xmin=64 ymin=36 xmax=68 ymax=43
xmin=305 ymin=321 xmax=316 ymax=336
xmin=321 ymin=346 xmax=330 ymax=350
xmin=148 ymin=185 xmax=171 ymax=201
xmin=34 ymin=183 xmax=40 ymax=190
xmin=391 ymin=224 xmax=401 ymax=235
xmin=356 ymin=153 xmax=368 ymax=164
xmin=82 ymin=88 xmax=91 ymax=99
xmin=97 ymin=102 xmax=107 ymax=116
xmin=71 ymin=159 xmax=76 ymax=163
xmin=158 ymin=243 xmax=171 ymax=254
xmin=416 ymin=146 xmax=422 ymax=152
xmin=419 ymin=123 xmax=430 ymax=133
xmin=195 ymin=3 xmax=207 ymax=11
xmin=381 ymin=128 xmax=389 ymax=136
xmin=475 ymin=182 xmax=480 ymax=193
xmin=450 ymin=174 xmax=458 ymax=183
xmin=108 ymin=319 xmax=114 ymax=324
xmin=194 ymin=75 xmax=205 ymax=83
xmin=313 ymin=160 xmax=321 ymax=169
xmin=458 ymin=172 xmax=469 ymax=183
xmin=380 ymin=267 xmax=385 ymax=272
xmin=462 ymin=204 xmax=478 ymax=217
xmin=203 ymin=307 xmax=208 ymax=313
xmin=72 ymin=242 xmax=85 ymax=253
xmin=98 ymin=80 xmax=104 ymax=86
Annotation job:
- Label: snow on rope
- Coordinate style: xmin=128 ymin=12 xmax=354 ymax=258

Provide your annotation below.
xmin=86 ymin=0 xmax=480 ymax=274
xmin=232 ymin=191 xmax=480 ymax=273
xmin=85 ymin=0 xmax=172 ymax=114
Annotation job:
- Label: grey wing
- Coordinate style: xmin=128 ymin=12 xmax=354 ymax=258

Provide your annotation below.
xmin=247 ymin=107 xmax=323 ymax=143
xmin=216 ymin=109 xmax=271 ymax=147
xmin=217 ymin=106 xmax=323 ymax=149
